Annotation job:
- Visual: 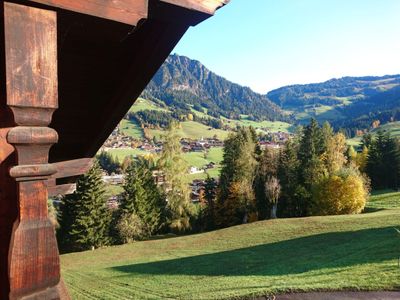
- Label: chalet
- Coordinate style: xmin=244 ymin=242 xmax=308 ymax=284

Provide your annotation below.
xmin=189 ymin=166 xmax=204 ymax=174
xmin=103 ymin=174 xmax=124 ymax=185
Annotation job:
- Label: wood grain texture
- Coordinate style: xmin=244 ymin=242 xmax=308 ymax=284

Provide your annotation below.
xmin=48 ymin=183 xmax=76 ymax=197
xmin=160 ymin=0 xmax=228 ymax=14
xmin=5 ymin=2 xmax=58 ymax=109
xmin=4 ymin=3 xmax=64 ymax=299
xmin=51 ymin=158 xmax=93 ymax=179
xmin=28 ymin=0 xmax=148 ymax=25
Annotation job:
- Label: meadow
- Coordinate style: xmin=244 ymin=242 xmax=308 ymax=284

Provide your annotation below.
xmin=347 ymin=121 xmax=400 ymax=147
xmin=118 ymin=98 xmax=294 ymax=141
xmin=62 ymin=190 xmax=400 ymax=299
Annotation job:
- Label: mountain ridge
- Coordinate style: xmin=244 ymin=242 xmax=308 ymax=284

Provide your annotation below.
xmin=141 ymin=54 xmax=400 ymax=136
xmin=143 ymin=54 xmax=289 ymax=122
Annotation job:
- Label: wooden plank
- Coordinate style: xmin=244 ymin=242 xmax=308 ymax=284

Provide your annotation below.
xmin=28 ymin=0 xmax=148 ymax=25
xmin=48 ymin=183 xmax=76 ymax=197
xmin=160 ymin=0 xmax=228 ymax=15
xmin=51 ymin=158 xmax=93 ymax=179
xmin=4 ymin=2 xmax=58 ymax=109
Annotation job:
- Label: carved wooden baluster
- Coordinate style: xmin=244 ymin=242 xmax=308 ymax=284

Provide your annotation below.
xmin=4 ymin=2 xmax=66 ymax=299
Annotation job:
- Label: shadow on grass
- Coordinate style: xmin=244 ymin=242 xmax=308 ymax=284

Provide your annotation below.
xmin=112 ymin=227 xmax=399 ymax=277
xmin=362 ymin=207 xmax=385 ymax=213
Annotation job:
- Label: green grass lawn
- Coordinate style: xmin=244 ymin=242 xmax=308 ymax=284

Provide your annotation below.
xmin=129 ymin=98 xmax=168 ymax=113
xmin=119 ymin=119 xmax=144 ymax=140
xmin=149 ymin=121 xmax=231 ymax=140
xmin=107 ymin=148 xmax=149 ymax=162
xmin=62 ymin=191 xmax=400 ymax=299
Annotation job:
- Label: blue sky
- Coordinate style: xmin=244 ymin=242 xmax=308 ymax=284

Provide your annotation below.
xmin=173 ymin=0 xmax=400 ymax=93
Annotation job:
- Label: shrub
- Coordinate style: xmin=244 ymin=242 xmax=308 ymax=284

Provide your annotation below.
xmin=312 ymin=167 xmax=369 ymax=215
xmin=117 ymin=213 xmax=150 ymax=243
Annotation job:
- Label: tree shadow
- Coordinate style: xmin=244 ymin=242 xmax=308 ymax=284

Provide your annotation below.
xmin=111 ymin=227 xmax=399 ymax=277
xmin=362 ymin=207 xmax=385 ymax=213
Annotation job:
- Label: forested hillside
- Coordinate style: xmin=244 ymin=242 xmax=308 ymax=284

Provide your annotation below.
xmin=136 ymin=55 xmax=400 ymax=138
xmin=267 ymin=75 xmax=400 ymax=130
xmin=143 ymin=54 xmax=289 ymax=122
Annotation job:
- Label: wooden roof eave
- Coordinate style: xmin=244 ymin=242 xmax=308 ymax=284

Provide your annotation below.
xmin=26 ymin=0 xmax=229 ymax=26
xmin=161 ymin=0 xmax=229 ymax=15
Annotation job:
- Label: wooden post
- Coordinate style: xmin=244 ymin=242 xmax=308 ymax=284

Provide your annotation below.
xmin=3 ymin=2 xmax=67 ymax=299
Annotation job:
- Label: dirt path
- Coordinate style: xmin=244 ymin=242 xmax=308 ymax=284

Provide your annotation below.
xmin=271 ymin=291 xmax=400 ymax=299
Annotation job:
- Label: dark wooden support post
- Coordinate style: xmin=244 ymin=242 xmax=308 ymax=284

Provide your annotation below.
xmin=4 ymin=2 xmax=67 ymax=299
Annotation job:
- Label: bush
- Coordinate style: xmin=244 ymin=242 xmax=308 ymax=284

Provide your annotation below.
xmin=117 ymin=213 xmax=150 ymax=243
xmin=312 ymin=167 xmax=369 ymax=215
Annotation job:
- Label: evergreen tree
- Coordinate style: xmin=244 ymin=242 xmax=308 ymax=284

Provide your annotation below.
xmin=254 ymin=146 xmax=279 ymax=219
xmin=366 ymin=131 xmax=400 ymax=189
xmin=216 ymin=127 xmax=258 ymax=227
xmin=297 ymin=119 xmax=326 ymax=214
xmin=58 ymin=161 xmax=111 ymax=252
xmin=203 ymin=175 xmax=217 ymax=229
xmin=277 ymin=139 xmax=304 ymax=217
xmin=120 ymin=157 xmax=166 ymax=235
xmin=97 ymin=151 xmax=120 ymax=174
xmin=361 ymin=133 xmax=373 ymax=149
xmin=158 ymin=122 xmax=193 ymax=232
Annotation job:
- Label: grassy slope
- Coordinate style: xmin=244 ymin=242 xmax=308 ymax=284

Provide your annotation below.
xmin=108 ymin=147 xmax=223 ymax=168
xmin=119 ymin=98 xmax=293 ymax=141
xmin=62 ymin=191 xmax=400 ymax=300
xmin=149 ymin=121 xmax=231 ymax=140
xmin=347 ymin=121 xmax=400 ymax=147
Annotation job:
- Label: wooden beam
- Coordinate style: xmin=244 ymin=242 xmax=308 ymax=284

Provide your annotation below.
xmin=48 ymin=183 xmax=76 ymax=197
xmin=28 ymin=0 xmax=148 ymax=25
xmin=51 ymin=158 xmax=93 ymax=179
xmin=160 ymin=0 xmax=229 ymax=15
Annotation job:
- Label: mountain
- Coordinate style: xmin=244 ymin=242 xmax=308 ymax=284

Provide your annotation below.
xmin=266 ymin=75 xmax=400 ymax=125
xmin=140 ymin=54 xmax=400 ymax=137
xmin=143 ymin=54 xmax=289 ymax=122
xmin=268 ymin=75 xmax=400 ymax=108
xmin=331 ymin=85 xmax=400 ymax=135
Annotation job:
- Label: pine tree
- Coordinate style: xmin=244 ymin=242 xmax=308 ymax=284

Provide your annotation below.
xmin=255 ymin=146 xmax=279 ymax=219
xmin=58 ymin=161 xmax=111 ymax=252
xmin=97 ymin=151 xmax=121 ymax=174
xmin=297 ymin=119 xmax=326 ymax=214
xmin=277 ymin=139 xmax=304 ymax=217
xmin=361 ymin=133 xmax=373 ymax=149
xmin=217 ymin=127 xmax=258 ymax=227
xmin=120 ymin=157 xmax=166 ymax=235
xmin=203 ymin=175 xmax=217 ymax=229
xmin=158 ymin=122 xmax=193 ymax=232
xmin=298 ymin=119 xmax=325 ymax=183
